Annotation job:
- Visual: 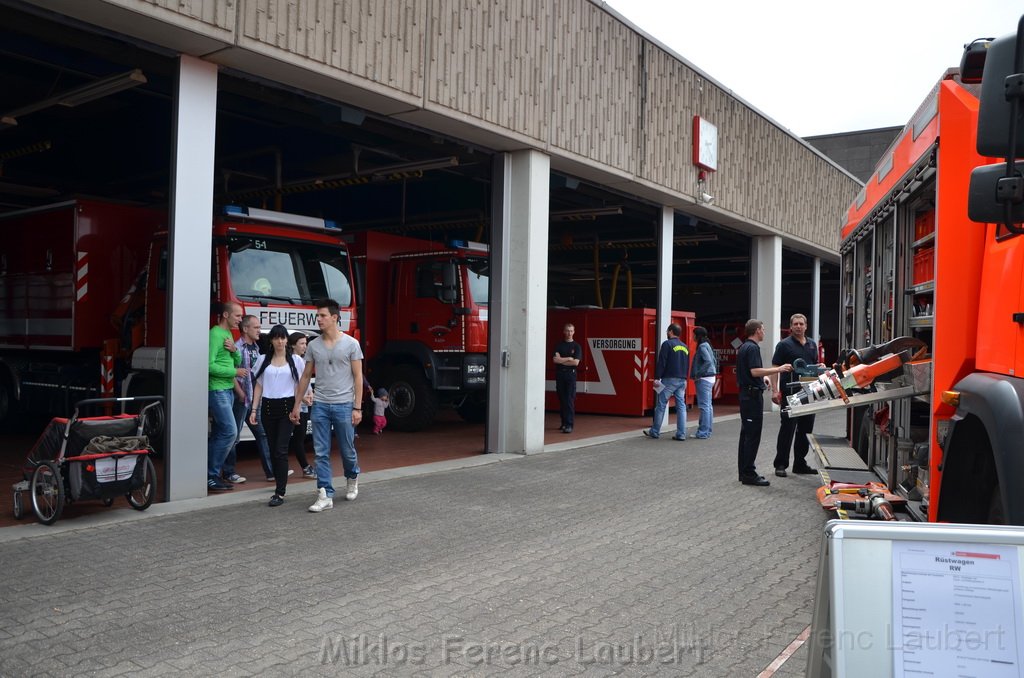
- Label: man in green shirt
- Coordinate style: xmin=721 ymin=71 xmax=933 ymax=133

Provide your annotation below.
xmin=208 ymin=301 xmax=246 ymax=492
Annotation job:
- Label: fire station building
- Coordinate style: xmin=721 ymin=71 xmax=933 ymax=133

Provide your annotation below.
xmin=0 ymin=0 xmax=860 ymax=500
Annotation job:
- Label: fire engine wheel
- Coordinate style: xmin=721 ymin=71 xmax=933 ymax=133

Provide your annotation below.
xmin=126 ymin=456 xmax=156 ymax=511
xmin=384 ymin=365 xmax=438 ymax=432
xmin=456 ymin=393 xmax=487 ymax=423
xmin=31 ymin=461 xmax=64 ymax=525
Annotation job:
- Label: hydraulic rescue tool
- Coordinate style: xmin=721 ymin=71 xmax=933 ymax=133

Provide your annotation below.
xmin=836 ymin=489 xmax=898 ymax=521
xmin=785 ymin=337 xmax=927 ymax=409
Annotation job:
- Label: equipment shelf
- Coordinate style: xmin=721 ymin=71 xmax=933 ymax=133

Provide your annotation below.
xmin=907 ymin=280 xmax=934 ymax=294
xmin=785 ymin=385 xmax=923 ymax=418
xmin=911 ymin=232 xmax=935 ymax=249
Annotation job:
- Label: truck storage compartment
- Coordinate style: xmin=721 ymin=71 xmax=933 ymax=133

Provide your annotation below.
xmin=912 ymin=246 xmax=934 ymax=285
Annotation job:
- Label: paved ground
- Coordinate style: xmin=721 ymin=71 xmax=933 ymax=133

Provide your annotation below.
xmin=0 ymin=410 xmax=844 ymax=677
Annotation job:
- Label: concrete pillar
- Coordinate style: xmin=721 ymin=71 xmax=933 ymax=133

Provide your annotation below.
xmin=750 ymin=235 xmax=782 ymax=409
xmin=811 ymin=256 xmax=822 ymax=348
xmin=165 ymin=56 xmax=218 ymax=500
xmin=654 ymin=206 xmax=674 ymax=428
xmin=486 ymin=150 xmax=550 ymax=454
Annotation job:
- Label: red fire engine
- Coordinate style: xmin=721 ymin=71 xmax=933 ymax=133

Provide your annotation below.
xmin=346 ymin=232 xmax=488 ymax=431
xmin=0 ymin=201 xmax=356 ymax=424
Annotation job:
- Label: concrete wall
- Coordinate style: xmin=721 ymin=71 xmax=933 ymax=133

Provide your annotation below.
xmin=804 ymin=126 xmax=902 ymax=184
xmin=40 ymin=0 xmax=861 ymax=258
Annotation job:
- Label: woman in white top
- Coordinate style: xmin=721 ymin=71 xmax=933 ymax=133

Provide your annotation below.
xmin=249 ymin=324 xmax=305 ymax=506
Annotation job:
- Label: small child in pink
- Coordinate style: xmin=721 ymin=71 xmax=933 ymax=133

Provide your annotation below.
xmin=370 ymin=387 xmax=389 ymax=434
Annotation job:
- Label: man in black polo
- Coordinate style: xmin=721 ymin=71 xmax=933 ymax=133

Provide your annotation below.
xmin=736 ymin=319 xmax=792 ymax=487
xmin=553 ymin=322 xmax=582 ymax=433
xmin=771 ymin=313 xmax=822 ymax=477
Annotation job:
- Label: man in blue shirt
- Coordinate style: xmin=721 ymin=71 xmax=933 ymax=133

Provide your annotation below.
xmin=643 ymin=323 xmax=690 ymax=441
xmin=771 ymin=313 xmax=821 ymax=477
xmin=736 ymin=319 xmax=792 ymax=486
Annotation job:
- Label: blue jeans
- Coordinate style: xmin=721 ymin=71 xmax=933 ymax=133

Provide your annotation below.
xmin=695 ymin=378 xmax=714 ymax=438
xmin=230 ymin=398 xmax=273 ymax=478
xmin=650 ymin=378 xmax=688 ymax=439
xmin=208 ymin=389 xmax=237 ymax=481
xmin=311 ymin=402 xmax=360 ymax=498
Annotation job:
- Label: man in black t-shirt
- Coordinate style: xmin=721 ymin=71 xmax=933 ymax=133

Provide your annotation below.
xmin=771 ymin=314 xmax=822 ymax=477
xmin=553 ymin=323 xmax=582 ymax=433
xmin=736 ymin=319 xmax=792 ymax=487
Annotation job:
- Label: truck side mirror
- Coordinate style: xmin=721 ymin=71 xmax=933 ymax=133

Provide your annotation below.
xmin=968 ymin=163 xmax=1024 ymax=224
xmin=974 ymin=29 xmax=1024 ymax=157
xmin=968 ymin=20 xmax=1024 ymax=232
xmin=440 ymin=262 xmax=457 ymax=303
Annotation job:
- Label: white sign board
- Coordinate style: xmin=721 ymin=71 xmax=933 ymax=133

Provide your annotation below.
xmin=806 ymin=520 xmax=1024 ymax=678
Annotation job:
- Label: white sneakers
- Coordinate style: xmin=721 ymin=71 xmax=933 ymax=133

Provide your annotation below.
xmin=307 ymin=480 xmax=358 ymax=512
xmin=308 ymin=487 xmax=333 ymax=513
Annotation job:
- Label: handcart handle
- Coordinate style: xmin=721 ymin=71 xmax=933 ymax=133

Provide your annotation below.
xmin=72 ymin=395 xmax=164 ymax=410
xmin=67 ymin=396 xmax=165 ymax=434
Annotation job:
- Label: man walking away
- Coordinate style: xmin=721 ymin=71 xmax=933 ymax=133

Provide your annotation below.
xmin=689 ymin=326 xmax=717 ymax=439
xmin=643 ymin=323 xmax=690 ymax=441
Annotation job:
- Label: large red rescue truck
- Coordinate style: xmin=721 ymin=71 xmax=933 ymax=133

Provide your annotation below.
xmin=825 ymin=24 xmax=1024 ymax=524
xmin=0 ymin=201 xmax=356 ymax=426
xmin=346 ymin=231 xmax=488 ymax=431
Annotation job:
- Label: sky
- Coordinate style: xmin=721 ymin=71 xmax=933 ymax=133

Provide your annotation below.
xmin=604 ymin=1 xmax=1023 ymax=137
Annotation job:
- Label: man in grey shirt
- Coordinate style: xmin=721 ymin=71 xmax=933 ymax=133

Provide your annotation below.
xmin=291 ymin=298 xmax=364 ymax=512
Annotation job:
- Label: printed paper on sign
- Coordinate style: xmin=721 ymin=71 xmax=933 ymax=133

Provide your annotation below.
xmin=95 ymin=455 xmax=138 ymax=483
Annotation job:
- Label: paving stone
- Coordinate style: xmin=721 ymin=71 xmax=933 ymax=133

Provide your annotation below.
xmin=0 ymin=412 xmax=846 ymax=676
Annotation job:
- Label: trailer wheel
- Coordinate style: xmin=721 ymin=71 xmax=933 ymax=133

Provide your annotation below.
xmin=12 ymin=490 xmax=24 ymax=520
xmin=126 ymin=456 xmax=156 ymax=511
xmin=31 ymin=461 xmax=64 ymax=525
xmin=384 ymin=365 xmax=438 ymax=432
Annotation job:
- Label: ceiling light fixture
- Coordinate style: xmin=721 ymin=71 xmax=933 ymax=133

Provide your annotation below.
xmin=551 ymin=206 xmax=623 ymax=221
xmin=675 ymin=234 xmax=718 ymax=244
xmin=57 ymin=69 xmax=148 ymax=107
xmin=370 ymin=156 xmax=459 ymax=177
xmin=1 ymin=69 xmax=147 ymax=128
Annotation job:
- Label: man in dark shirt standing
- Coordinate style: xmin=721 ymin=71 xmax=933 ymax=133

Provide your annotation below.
xmin=736 ymin=319 xmax=792 ymax=486
xmin=553 ymin=323 xmax=582 ymax=433
xmin=771 ymin=313 xmax=821 ymax=477
xmin=643 ymin=323 xmax=690 ymax=441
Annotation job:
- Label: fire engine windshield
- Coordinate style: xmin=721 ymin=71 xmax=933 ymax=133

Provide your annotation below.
xmin=228 ymin=236 xmax=352 ymax=306
xmin=464 ymin=257 xmax=488 ymax=306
